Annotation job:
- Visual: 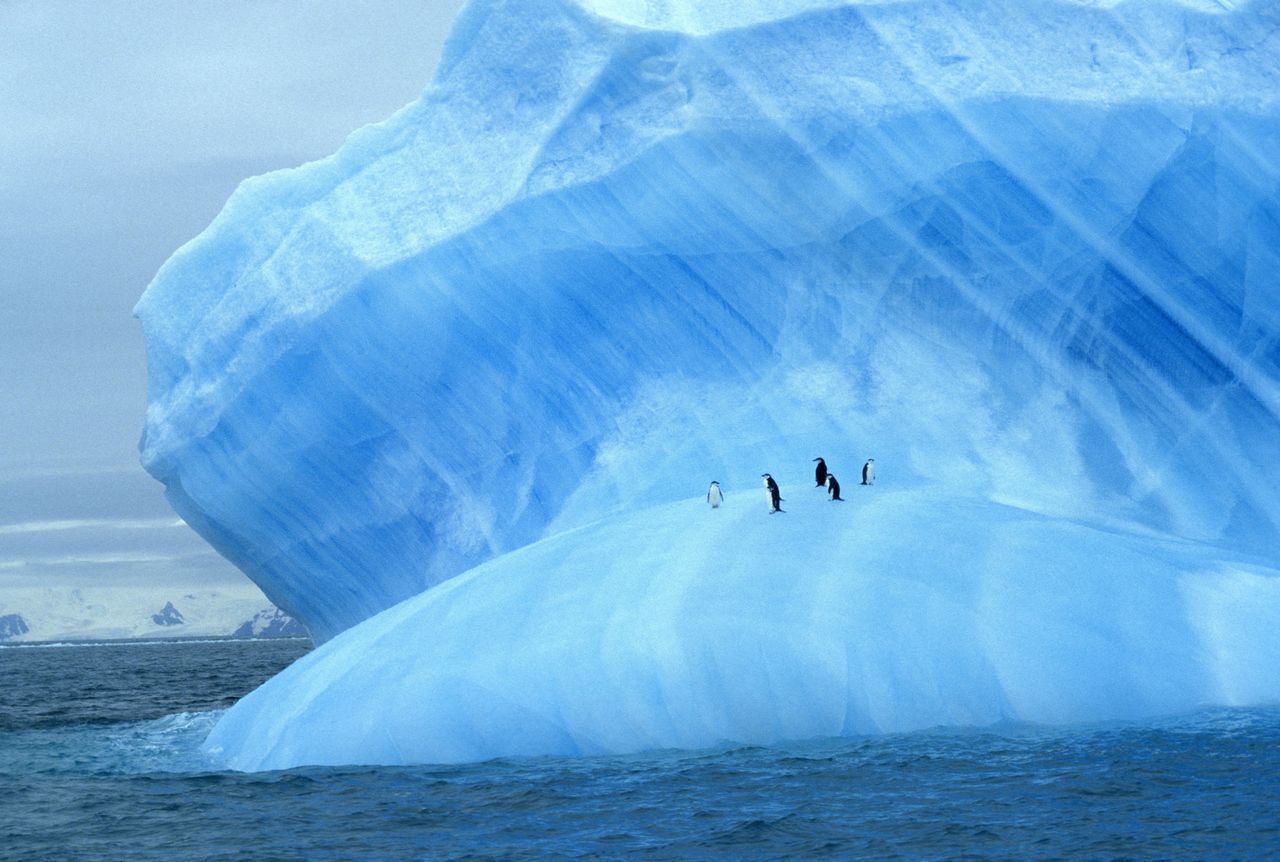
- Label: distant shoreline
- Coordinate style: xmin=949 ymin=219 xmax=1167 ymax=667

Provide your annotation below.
xmin=0 ymin=635 xmax=312 ymax=649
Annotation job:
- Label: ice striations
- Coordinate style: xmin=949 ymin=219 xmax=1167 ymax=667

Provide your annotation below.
xmin=135 ymin=0 xmax=1280 ymax=766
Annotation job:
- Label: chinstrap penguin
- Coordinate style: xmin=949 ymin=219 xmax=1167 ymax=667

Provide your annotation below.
xmin=761 ymin=473 xmax=783 ymax=513
xmin=812 ymin=457 xmax=827 ymax=487
xmin=862 ymin=459 xmax=875 ymax=485
xmin=826 ymin=474 xmax=843 ymax=500
xmin=707 ymin=480 xmax=724 ymax=508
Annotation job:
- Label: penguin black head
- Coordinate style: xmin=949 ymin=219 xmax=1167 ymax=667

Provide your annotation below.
xmin=761 ymin=473 xmax=771 ymax=478
xmin=813 ymin=457 xmax=824 ymax=462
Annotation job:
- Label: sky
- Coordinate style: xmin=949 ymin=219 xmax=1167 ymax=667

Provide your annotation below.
xmin=0 ymin=1 xmax=464 ymax=606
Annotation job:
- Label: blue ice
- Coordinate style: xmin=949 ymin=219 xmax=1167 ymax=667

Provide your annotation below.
xmin=135 ymin=0 xmax=1280 ymax=767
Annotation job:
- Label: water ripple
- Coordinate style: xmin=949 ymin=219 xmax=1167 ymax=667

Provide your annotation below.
xmin=4 ymin=640 xmax=1280 ymax=860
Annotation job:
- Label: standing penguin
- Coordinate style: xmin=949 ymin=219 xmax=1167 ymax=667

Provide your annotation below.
xmin=862 ymin=459 xmax=875 ymax=486
xmin=812 ymin=457 xmax=828 ymax=487
xmin=826 ymin=473 xmax=843 ymax=501
xmin=707 ymin=480 xmax=724 ymax=509
xmin=762 ymin=473 xmax=783 ymax=513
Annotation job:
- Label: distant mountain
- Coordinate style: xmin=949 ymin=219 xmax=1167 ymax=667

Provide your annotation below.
xmin=0 ymin=614 xmax=29 ymax=641
xmin=0 ymin=587 xmax=312 ymax=643
xmin=0 ymin=586 xmax=293 ymax=642
xmin=151 ymin=601 xmax=185 ymax=626
xmin=233 ymin=608 xmax=307 ymax=639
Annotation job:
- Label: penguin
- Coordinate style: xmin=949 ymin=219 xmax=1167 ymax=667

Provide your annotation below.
xmin=707 ymin=480 xmax=724 ymax=509
xmin=812 ymin=457 xmax=828 ymax=487
xmin=761 ymin=473 xmax=783 ymax=513
xmin=826 ymin=473 xmax=843 ymax=501
xmin=862 ymin=459 xmax=875 ymax=486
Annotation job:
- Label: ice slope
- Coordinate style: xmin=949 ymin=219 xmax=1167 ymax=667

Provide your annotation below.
xmin=136 ymin=0 xmax=1280 ymax=644
xmin=205 ymin=482 xmax=1280 ymax=769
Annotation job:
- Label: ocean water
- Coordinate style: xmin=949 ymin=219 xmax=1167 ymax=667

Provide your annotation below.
xmin=2 ymin=639 xmax=1278 ymax=861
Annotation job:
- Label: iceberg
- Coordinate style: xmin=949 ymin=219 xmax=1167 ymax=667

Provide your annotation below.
xmin=205 ymin=487 xmax=1280 ymax=770
xmin=136 ymin=0 xmax=1280 ymax=767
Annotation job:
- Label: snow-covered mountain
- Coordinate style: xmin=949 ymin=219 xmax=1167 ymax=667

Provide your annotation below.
xmin=232 ymin=608 xmax=308 ymax=639
xmin=151 ymin=601 xmax=185 ymax=626
xmin=0 ymin=588 xmax=308 ymax=642
xmin=0 ymin=614 xmax=29 ymax=641
xmin=138 ymin=0 xmax=1279 ymax=767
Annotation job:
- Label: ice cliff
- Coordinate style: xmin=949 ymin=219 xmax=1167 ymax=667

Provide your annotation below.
xmin=136 ymin=0 xmax=1280 ymax=766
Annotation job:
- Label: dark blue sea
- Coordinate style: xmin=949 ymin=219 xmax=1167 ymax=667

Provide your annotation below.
xmin=2 ymin=638 xmax=1278 ymax=861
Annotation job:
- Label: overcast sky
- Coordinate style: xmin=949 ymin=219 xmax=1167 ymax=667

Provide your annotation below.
xmin=0 ymin=1 xmax=464 ymax=599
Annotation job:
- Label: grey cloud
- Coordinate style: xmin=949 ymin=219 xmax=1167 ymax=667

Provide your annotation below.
xmin=0 ymin=0 xmax=463 ymax=596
